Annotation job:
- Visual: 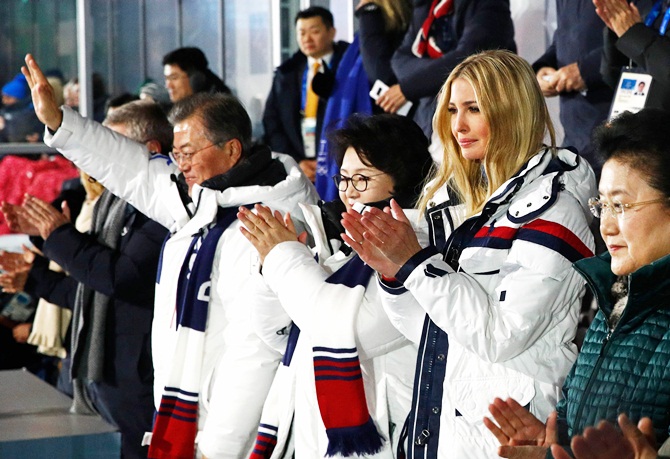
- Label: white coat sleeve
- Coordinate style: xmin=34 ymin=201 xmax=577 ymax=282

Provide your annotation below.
xmin=393 ymin=196 xmax=594 ymax=363
xmin=262 ymin=241 xmax=407 ymax=359
xmin=44 ymin=106 xmax=188 ymax=229
xmin=249 ymin=270 xmax=293 ymax=354
xmin=377 ymin=279 xmax=427 ymax=345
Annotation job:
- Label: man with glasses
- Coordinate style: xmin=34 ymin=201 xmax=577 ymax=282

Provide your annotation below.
xmin=21 ymin=53 xmax=318 ymax=458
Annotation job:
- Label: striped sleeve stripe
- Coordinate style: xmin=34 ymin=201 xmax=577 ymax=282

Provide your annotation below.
xmin=313 ymin=346 xmax=357 ymax=353
xmin=517 ymin=219 xmax=594 ymax=262
xmin=471 ymin=226 xmax=518 ymax=250
xmin=250 ymin=424 xmax=278 ymax=458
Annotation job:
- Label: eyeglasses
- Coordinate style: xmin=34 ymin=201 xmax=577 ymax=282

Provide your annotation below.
xmin=164 ymin=73 xmax=188 ymax=83
xmin=588 ymin=196 xmax=670 ymax=219
xmin=332 ymin=172 xmax=385 ymax=192
xmin=170 ymin=143 xmax=217 ymax=165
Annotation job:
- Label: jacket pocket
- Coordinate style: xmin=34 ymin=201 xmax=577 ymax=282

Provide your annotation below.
xmin=449 ymin=373 xmax=536 ymax=424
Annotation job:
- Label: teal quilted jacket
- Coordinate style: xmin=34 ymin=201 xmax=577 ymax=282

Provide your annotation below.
xmin=553 ymin=251 xmax=670 ymax=453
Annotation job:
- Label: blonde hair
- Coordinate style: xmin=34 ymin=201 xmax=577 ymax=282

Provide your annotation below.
xmin=80 ymin=170 xmax=105 ymax=200
xmin=418 ymin=50 xmax=556 ymax=216
xmin=47 ymin=77 xmax=64 ymax=107
xmin=374 ymin=0 xmax=412 ymax=32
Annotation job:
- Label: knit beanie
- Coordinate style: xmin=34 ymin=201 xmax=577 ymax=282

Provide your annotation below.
xmin=2 ymin=74 xmax=29 ymax=100
xmin=139 ymin=82 xmax=171 ymax=105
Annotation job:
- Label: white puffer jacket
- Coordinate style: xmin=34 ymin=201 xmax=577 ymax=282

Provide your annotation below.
xmin=379 ymin=148 xmax=597 ymax=458
xmin=44 ymin=106 xmax=319 ymax=458
xmin=253 ymin=203 xmax=420 ymax=458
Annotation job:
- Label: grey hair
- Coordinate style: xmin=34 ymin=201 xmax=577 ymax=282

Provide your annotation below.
xmin=103 ymin=100 xmax=173 ymax=153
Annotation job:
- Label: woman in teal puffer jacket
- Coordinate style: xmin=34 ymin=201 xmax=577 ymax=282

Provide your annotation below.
xmin=484 ymin=108 xmax=670 ymax=459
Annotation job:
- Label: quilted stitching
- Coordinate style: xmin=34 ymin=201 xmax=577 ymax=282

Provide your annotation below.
xmin=564 ymin=309 xmax=670 ymax=443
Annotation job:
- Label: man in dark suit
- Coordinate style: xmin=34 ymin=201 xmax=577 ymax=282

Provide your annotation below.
xmin=533 ymin=0 xmax=614 ymax=178
xmin=263 ymin=6 xmax=349 ymax=182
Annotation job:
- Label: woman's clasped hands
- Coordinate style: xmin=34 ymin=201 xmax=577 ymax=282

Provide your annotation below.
xmin=340 ymin=198 xmax=422 ymax=278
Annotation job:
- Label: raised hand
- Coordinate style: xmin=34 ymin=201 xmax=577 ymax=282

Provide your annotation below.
xmin=593 ymin=0 xmax=642 ymax=37
xmin=20 ymin=195 xmax=71 ymax=240
xmin=343 ymin=199 xmax=421 ymax=269
xmin=0 ymin=250 xmax=30 ymax=273
xmin=20 ymin=53 xmax=63 ymax=131
xmin=238 ymin=204 xmax=303 ymax=264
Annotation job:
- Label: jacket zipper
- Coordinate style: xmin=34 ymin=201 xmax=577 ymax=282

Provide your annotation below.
xmin=571 ymin=271 xmax=618 ymax=430
xmin=408 ymin=319 xmax=430 ymax=459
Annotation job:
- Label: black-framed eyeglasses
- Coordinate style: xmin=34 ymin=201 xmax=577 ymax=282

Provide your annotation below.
xmin=332 ymin=172 xmax=385 ymax=192
xmin=588 ymin=196 xmax=670 ymax=220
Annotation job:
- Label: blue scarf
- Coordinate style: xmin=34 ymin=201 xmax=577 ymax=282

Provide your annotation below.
xmin=315 ymin=35 xmax=373 ymax=201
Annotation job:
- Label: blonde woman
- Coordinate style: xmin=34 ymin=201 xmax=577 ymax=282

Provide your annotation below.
xmin=342 ymin=50 xmax=597 ymax=458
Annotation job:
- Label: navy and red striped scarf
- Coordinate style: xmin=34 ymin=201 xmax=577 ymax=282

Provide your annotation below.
xmin=411 ymin=0 xmax=454 ymax=58
xmin=249 ymin=255 xmax=383 ymax=458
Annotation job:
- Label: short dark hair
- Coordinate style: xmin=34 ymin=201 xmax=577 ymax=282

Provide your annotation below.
xmin=105 ymin=92 xmax=140 ymax=114
xmin=593 ymin=108 xmax=670 ymax=199
xmin=295 ymin=6 xmax=334 ymax=29
xmin=103 ymin=100 xmax=174 ymax=154
xmin=328 ymin=114 xmax=433 ymax=207
xmin=168 ymin=92 xmax=252 ymax=155
xmin=162 ymin=47 xmax=209 ymax=75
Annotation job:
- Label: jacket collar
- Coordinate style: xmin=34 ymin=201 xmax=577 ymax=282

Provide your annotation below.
xmin=574 ymin=252 xmax=670 ymax=331
xmin=481 ymin=148 xmax=594 ymax=219
xmin=198 ymin=144 xmax=285 ymax=192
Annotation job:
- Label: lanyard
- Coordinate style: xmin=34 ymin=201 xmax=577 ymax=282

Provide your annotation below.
xmin=645 ymin=0 xmax=670 ymax=35
xmin=301 ymin=64 xmax=309 ymax=112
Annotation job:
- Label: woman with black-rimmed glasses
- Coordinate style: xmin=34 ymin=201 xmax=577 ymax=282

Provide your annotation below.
xmin=237 ymin=113 xmax=433 ymax=458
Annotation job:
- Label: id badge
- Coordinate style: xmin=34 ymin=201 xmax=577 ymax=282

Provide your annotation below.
xmin=301 ymin=117 xmax=317 ymax=159
xmin=609 ymin=67 xmax=653 ymax=120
